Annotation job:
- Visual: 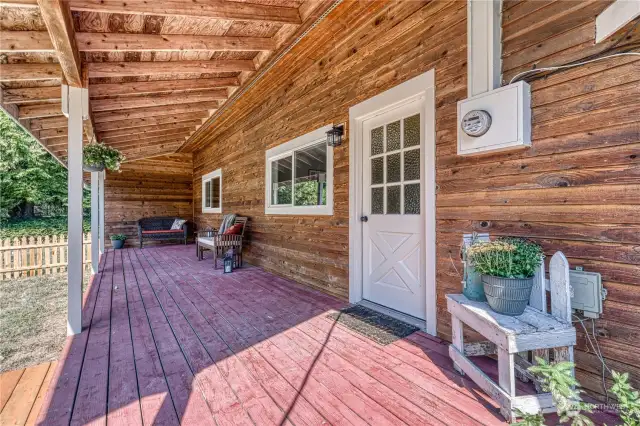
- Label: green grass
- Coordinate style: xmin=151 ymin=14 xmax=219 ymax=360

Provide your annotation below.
xmin=0 ymin=273 xmax=88 ymax=372
xmin=0 ymin=216 xmax=91 ymax=239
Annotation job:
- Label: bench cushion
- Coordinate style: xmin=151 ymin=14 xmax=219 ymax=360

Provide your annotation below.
xmin=142 ymin=230 xmax=182 ymax=235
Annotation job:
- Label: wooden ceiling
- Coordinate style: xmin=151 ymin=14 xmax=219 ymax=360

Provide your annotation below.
xmin=0 ymin=0 xmax=333 ymax=163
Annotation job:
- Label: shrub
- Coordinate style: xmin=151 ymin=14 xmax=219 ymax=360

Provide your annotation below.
xmin=110 ymin=234 xmax=127 ymax=241
xmin=466 ymin=237 xmax=544 ymax=279
xmin=83 ymin=143 xmax=125 ymax=171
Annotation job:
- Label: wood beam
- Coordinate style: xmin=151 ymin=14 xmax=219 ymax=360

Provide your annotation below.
xmin=89 ymin=77 xmax=239 ymax=98
xmin=19 ymin=102 xmax=62 ymax=118
xmin=86 ymin=60 xmax=255 ymax=78
xmin=39 ymin=127 xmax=68 ymax=139
xmin=93 ymin=102 xmax=217 ymax=123
xmin=0 ymin=63 xmax=62 ymax=81
xmin=67 ymin=0 xmax=301 ymax=24
xmin=121 ymin=144 xmax=187 ymax=162
xmin=101 ymin=130 xmax=193 ymax=145
xmin=103 ymin=138 xmax=186 ymax=151
xmin=76 ymin=32 xmax=275 ymax=52
xmin=37 ymin=0 xmax=83 ymax=87
xmin=96 ymin=121 xmax=201 ymax=139
xmin=90 ymin=91 xmax=227 ymax=112
xmin=29 ymin=115 xmax=68 ymax=129
xmin=2 ymin=86 xmax=61 ymax=103
xmin=0 ymin=31 xmax=54 ymax=52
xmin=45 ymin=134 xmax=89 ymax=146
xmin=94 ymin=113 xmax=208 ymax=132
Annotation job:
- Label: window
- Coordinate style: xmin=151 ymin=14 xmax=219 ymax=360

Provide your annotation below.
xmin=202 ymin=169 xmax=222 ymax=213
xmin=265 ymin=125 xmax=334 ymax=215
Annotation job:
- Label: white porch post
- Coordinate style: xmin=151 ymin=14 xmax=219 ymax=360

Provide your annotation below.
xmin=63 ymin=84 xmax=88 ymax=336
xmin=90 ymin=172 xmax=99 ymax=274
xmin=99 ymin=171 xmax=105 ymax=255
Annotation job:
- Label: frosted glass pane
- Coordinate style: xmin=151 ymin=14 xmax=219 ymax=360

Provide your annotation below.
xmin=404 ymin=149 xmax=420 ymax=181
xmin=372 ymin=187 xmax=384 ymax=214
xmin=371 ymin=157 xmax=384 ymax=185
xmin=404 ymin=114 xmax=420 ymax=147
xmin=387 ymin=153 xmax=400 ymax=183
xmin=386 ymin=120 xmax=400 ymax=151
xmin=404 ymin=183 xmax=420 ymax=214
xmin=371 ymin=126 xmax=384 ymax=155
xmin=387 ymin=185 xmax=400 ymax=214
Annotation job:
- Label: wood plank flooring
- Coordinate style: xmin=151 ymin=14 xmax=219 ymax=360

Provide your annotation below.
xmin=24 ymin=244 xmax=618 ymax=425
xmin=0 ymin=362 xmax=57 ymax=426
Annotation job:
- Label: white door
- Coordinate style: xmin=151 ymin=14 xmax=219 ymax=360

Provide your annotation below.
xmin=362 ymin=98 xmax=426 ymax=319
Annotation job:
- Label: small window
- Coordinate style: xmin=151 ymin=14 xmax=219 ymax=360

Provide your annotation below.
xmin=265 ymin=125 xmax=334 ymax=215
xmin=202 ymin=169 xmax=222 ymax=213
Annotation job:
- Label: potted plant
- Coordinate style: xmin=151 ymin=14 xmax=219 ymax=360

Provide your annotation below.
xmin=83 ymin=143 xmax=125 ymax=172
xmin=466 ymin=237 xmax=544 ymax=316
xmin=110 ymin=234 xmax=127 ymax=249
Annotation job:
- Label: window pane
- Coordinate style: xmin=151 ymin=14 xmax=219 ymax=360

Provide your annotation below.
xmin=371 ymin=126 xmax=384 ymax=155
xmin=404 ymin=183 xmax=420 ymax=214
xmin=271 ymin=156 xmax=292 ymax=205
xmin=371 ymin=187 xmax=384 ymax=214
xmin=386 ymin=120 xmax=400 ymax=151
xmin=404 ymin=148 xmax=420 ymax=181
xmin=404 ymin=114 xmax=420 ymax=147
xmin=387 ymin=185 xmax=401 ymax=214
xmin=371 ymin=157 xmax=384 ymax=185
xmin=212 ymin=176 xmax=220 ymax=208
xmin=204 ymin=180 xmax=211 ymax=208
xmin=294 ymin=141 xmax=327 ymax=206
xmin=387 ymin=153 xmax=401 ymax=183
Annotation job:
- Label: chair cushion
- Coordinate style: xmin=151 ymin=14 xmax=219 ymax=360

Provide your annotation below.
xmin=142 ymin=230 xmax=181 ymax=235
xmin=223 ymin=224 xmax=244 ymax=235
xmin=171 ymin=219 xmax=186 ymax=230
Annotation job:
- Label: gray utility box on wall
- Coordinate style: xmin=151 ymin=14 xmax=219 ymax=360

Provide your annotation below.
xmin=569 ymin=268 xmax=605 ymax=318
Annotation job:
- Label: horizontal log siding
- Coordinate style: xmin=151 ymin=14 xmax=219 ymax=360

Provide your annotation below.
xmin=104 ymin=154 xmax=193 ymax=247
xmin=191 ymin=0 xmax=639 ymax=400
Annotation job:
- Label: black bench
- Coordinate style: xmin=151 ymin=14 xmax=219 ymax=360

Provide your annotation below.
xmin=137 ymin=217 xmax=188 ymax=248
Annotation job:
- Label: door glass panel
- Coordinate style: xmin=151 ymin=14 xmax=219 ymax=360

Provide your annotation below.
xmin=404 ymin=183 xmax=420 ymax=214
xmin=371 ymin=157 xmax=384 ymax=184
xmin=404 ymin=114 xmax=420 ymax=147
xmin=271 ymin=156 xmax=292 ymax=205
xmin=371 ymin=126 xmax=384 ymax=155
xmin=386 ymin=120 xmax=400 ymax=151
xmin=387 ymin=185 xmax=401 ymax=214
xmin=404 ymin=148 xmax=420 ymax=181
xmin=371 ymin=187 xmax=384 ymax=214
xmin=386 ymin=153 xmax=401 ymax=183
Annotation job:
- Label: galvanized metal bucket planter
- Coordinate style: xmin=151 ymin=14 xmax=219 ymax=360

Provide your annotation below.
xmin=482 ymin=275 xmax=534 ymax=316
xmin=83 ymin=163 xmax=105 ymax=172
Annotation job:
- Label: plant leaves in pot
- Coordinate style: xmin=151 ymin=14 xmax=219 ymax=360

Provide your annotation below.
xmin=83 ymin=143 xmax=125 ymax=172
xmin=466 ymin=238 xmax=544 ymax=316
xmin=110 ymin=234 xmax=127 ymax=249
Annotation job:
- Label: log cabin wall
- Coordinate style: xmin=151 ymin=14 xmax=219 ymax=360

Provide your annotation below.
xmin=191 ymin=0 xmax=639 ymax=400
xmin=104 ymin=154 xmax=193 ymax=247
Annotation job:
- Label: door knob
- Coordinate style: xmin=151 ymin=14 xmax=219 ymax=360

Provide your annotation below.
xmin=360 ymin=215 xmax=368 ymax=222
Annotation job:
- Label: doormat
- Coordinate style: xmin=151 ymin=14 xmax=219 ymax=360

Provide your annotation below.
xmin=327 ymin=305 xmax=420 ymax=345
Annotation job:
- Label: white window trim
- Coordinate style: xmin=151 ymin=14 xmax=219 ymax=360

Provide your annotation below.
xmin=202 ymin=168 xmax=222 ymax=214
xmin=265 ymin=125 xmax=334 ymax=215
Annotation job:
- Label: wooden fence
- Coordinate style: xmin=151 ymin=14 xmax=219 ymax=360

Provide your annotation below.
xmin=0 ymin=234 xmax=92 ymax=280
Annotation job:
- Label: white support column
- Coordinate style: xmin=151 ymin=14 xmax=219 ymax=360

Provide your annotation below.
xmin=467 ymin=0 xmax=502 ymax=97
xmin=99 ymin=171 xmax=105 ymax=255
xmin=90 ymin=171 xmax=99 ymax=274
xmin=63 ymin=84 xmax=88 ymax=336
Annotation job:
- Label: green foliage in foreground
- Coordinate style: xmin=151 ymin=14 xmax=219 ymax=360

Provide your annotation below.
xmin=0 ymin=216 xmax=90 ymax=239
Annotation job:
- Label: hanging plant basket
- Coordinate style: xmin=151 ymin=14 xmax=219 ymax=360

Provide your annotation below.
xmin=83 ymin=143 xmax=125 ymax=172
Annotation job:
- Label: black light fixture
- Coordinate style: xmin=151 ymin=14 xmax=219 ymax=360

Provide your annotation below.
xmin=326 ymin=124 xmax=344 ymax=147
xmin=223 ymin=251 xmax=234 ymax=273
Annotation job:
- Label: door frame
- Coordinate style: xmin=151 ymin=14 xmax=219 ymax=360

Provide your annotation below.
xmin=348 ymin=69 xmax=437 ymax=335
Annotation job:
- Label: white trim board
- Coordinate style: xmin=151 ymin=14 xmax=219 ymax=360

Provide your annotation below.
xmin=348 ymin=70 xmax=437 ymax=336
xmin=596 ymin=0 xmax=640 ymax=43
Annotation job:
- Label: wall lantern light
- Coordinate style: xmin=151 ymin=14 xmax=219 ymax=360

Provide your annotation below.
xmin=326 ymin=125 xmax=344 ymax=147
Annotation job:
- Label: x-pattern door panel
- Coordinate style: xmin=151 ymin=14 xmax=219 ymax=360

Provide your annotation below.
xmin=362 ymin=98 xmax=426 ymax=319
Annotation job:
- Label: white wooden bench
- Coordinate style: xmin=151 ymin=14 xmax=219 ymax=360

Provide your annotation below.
xmin=446 ymin=252 xmax=576 ymax=422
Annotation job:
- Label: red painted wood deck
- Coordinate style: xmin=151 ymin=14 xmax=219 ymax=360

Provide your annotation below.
xmin=33 ymin=245 xmax=617 ymax=425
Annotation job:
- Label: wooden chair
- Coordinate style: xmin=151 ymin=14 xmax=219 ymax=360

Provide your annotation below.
xmin=446 ymin=251 xmax=576 ymax=422
xmin=197 ymin=217 xmax=248 ymax=269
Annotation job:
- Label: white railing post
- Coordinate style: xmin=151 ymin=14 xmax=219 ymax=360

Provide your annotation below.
xmin=91 ymin=171 xmax=99 ymax=274
xmin=99 ymin=171 xmax=105 ymax=255
xmin=63 ymin=84 xmax=88 ymax=336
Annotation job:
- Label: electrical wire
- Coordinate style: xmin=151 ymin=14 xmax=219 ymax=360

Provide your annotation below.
xmin=572 ymin=314 xmax=611 ymax=403
xmin=509 ymin=52 xmax=640 ymax=84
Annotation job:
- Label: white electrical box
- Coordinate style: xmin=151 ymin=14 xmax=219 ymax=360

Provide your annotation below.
xmin=457 ymin=81 xmax=531 ymax=156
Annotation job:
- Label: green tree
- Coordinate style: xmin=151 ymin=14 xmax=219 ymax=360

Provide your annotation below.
xmin=0 ymin=111 xmax=78 ymax=219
